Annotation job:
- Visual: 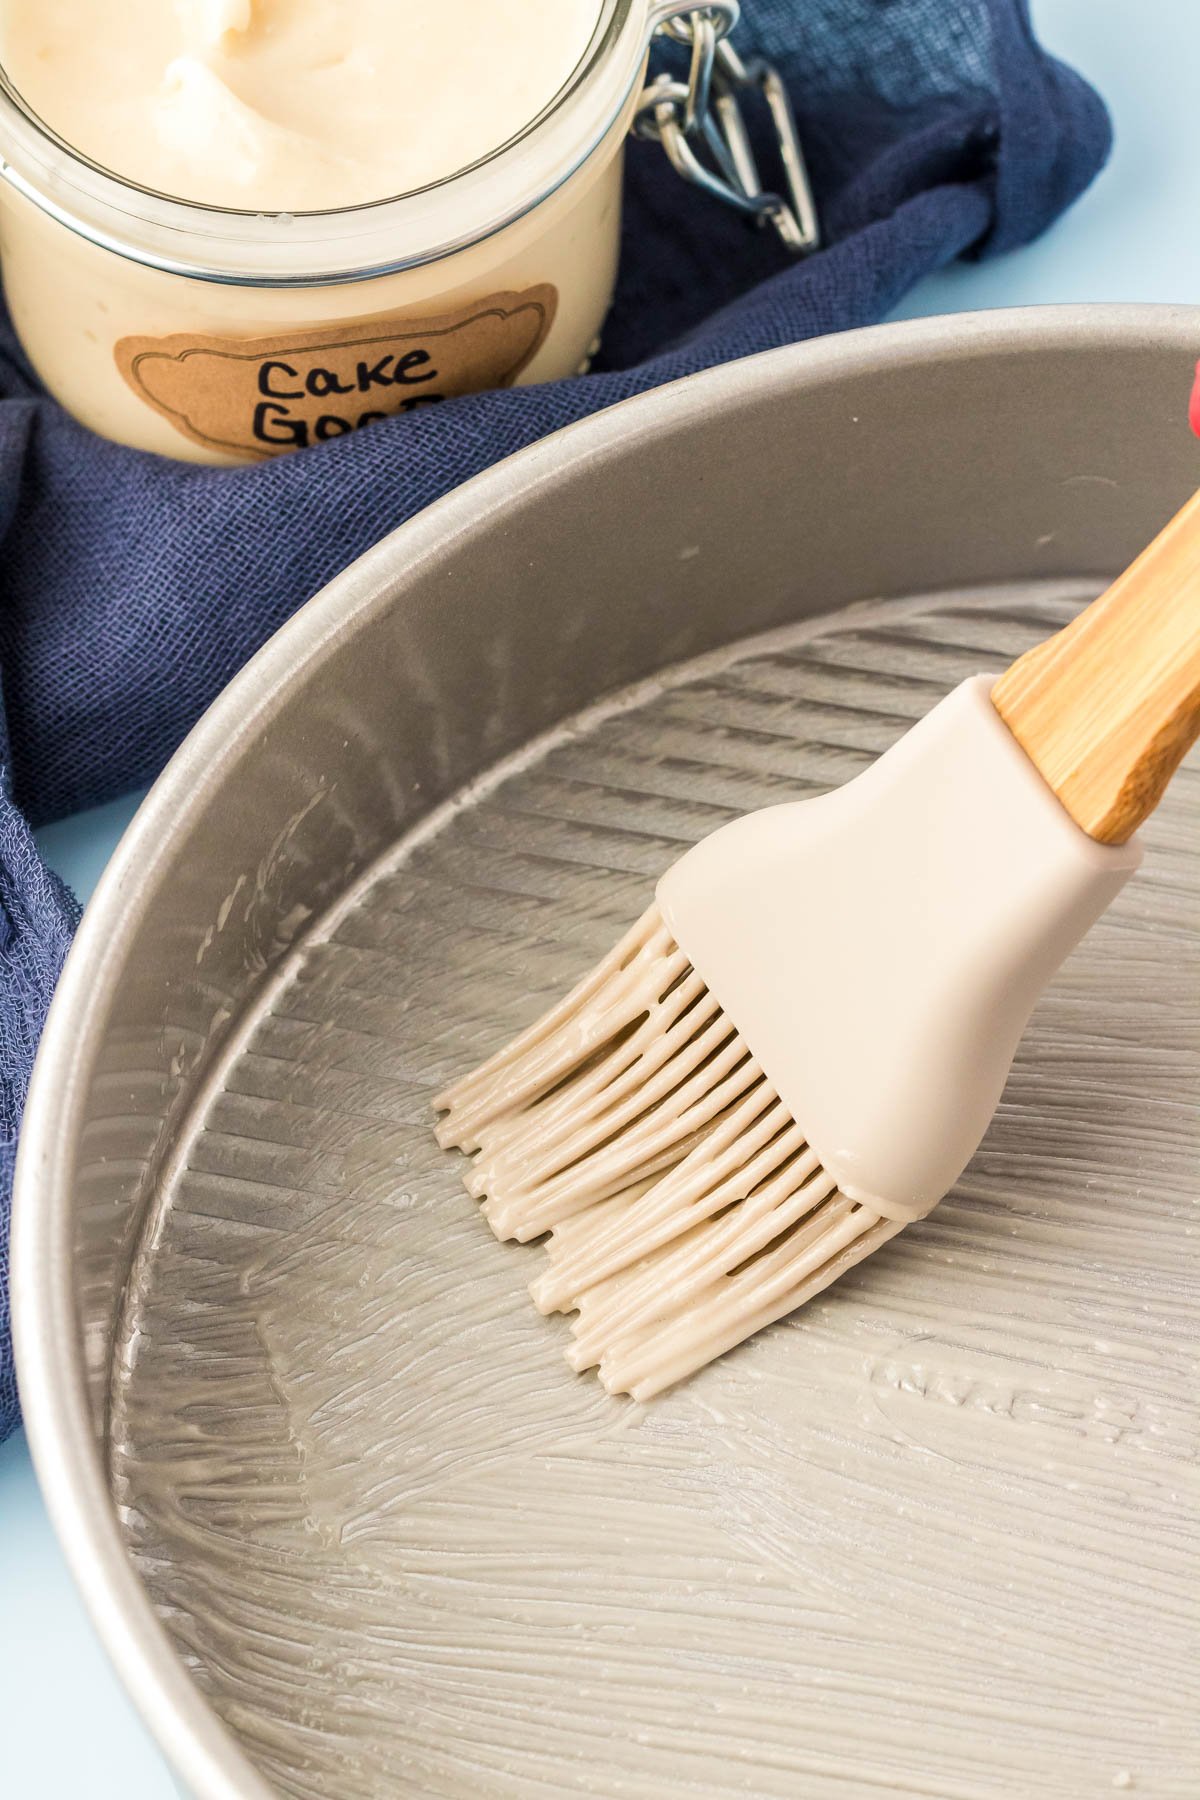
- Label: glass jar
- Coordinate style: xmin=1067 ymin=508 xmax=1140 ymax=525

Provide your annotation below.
xmin=0 ymin=1 xmax=814 ymax=465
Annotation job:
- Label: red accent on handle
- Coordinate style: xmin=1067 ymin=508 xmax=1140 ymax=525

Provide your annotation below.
xmin=1190 ymin=360 xmax=1200 ymax=439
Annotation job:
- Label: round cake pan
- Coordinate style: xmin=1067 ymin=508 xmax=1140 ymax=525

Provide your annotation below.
xmin=14 ymin=306 xmax=1200 ymax=1800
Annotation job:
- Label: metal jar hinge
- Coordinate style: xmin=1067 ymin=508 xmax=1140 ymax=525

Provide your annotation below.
xmin=634 ymin=3 xmax=819 ymax=254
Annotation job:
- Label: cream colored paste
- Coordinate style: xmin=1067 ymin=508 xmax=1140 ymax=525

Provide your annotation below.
xmin=109 ymin=585 xmax=1199 ymax=1799
xmin=0 ymin=0 xmax=601 ymax=208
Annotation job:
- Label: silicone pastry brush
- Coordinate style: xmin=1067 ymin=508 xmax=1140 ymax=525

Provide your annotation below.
xmin=436 ymin=490 xmax=1200 ymax=1401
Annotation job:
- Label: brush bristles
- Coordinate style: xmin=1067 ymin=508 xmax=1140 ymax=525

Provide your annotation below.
xmin=435 ymin=904 xmax=902 ymax=1400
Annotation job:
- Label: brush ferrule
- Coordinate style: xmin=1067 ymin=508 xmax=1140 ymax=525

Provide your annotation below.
xmin=658 ymin=675 xmax=1141 ymax=1223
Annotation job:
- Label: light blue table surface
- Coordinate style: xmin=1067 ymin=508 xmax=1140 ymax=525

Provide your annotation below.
xmin=2 ymin=3 xmax=1198 ymax=1793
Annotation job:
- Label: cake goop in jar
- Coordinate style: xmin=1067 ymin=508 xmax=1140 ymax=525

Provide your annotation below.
xmin=0 ymin=0 xmax=649 ymax=463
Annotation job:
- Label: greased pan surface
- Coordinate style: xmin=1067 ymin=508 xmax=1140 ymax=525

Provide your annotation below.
xmin=15 ymin=309 xmax=1200 ymax=1799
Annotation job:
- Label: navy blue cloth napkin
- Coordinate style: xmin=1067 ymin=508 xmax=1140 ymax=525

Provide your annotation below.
xmin=0 ymin=0 xmax=1109 ymax=1441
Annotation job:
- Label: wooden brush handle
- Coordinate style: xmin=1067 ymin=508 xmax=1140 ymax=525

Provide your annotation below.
xmin=993 ymin=488 xmax=1200 ymax=844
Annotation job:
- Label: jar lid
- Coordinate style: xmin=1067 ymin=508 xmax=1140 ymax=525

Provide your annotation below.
xmin=0 ymin=0 xmax=660 ymax=286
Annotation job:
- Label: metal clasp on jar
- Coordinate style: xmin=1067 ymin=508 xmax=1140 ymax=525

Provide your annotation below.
xmin=636 ymin=2 xmax=819 ymax=254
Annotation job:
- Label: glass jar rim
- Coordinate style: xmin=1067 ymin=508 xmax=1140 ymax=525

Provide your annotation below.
xmin=0 ymin=0 xmax=674 ymax=287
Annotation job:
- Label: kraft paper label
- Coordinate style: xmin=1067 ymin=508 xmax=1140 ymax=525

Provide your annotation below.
xmin=114 ymin=284 xmax=557 ymax=459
